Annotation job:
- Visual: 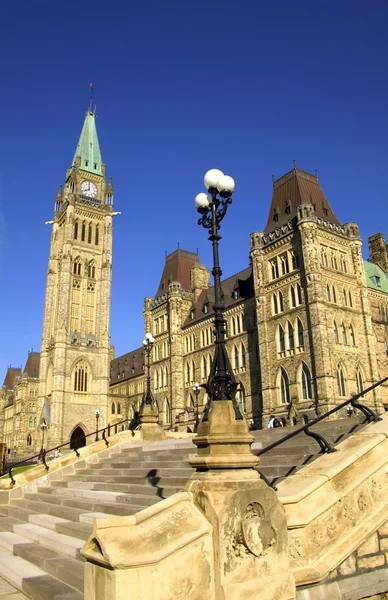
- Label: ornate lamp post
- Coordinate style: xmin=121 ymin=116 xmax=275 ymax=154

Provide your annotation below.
xmin=192 ymin=382 xmax=201 ymax=432
xmin=95 ymin=409 xmax=100 ymax=442
xmin=189 ymin=169 xmax=258 ymax=471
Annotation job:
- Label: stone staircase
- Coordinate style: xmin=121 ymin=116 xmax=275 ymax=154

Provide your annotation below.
xmin=0 ymin=417 xmax=364 ymax=599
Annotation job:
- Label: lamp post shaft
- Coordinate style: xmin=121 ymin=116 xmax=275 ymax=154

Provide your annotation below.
xmin=145 ymin=344 xmax=152 ymax=405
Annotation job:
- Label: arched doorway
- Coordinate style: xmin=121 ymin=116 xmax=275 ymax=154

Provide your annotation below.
xmin=70 ymin=426 xmax=86 ymax=451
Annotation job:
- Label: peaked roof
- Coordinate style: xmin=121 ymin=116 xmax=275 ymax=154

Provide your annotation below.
xmin=264 ymin=167 xmax=341 ymax=233
xmin=183 ymin=266 xmax=254 ymax=326
xmin=2 ymin=367 xmax=22 ymax=390
xmin=110 ymin=347 xmax=144 ymax=386
xmin=364 ymin=261 xmax=388 ymax=294
xmin=156 ymin=249 xmax=199 ymax=297
xmin=23 ymin=352 xmax=40 ymax=378
xmin=72 ymin=110 xmax=102 ymax=175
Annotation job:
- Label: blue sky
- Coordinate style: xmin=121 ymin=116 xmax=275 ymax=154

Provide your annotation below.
xmin=0 ymin=0 xmax=387 ymax=377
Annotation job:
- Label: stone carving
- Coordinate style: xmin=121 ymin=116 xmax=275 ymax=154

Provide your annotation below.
xmin=358 ymin=491 xmax=368 ymax=512
xmin=289 ymin=537 xmax=304 ymax=560
xmin=233 ymin=502 xmax=276 ymax=559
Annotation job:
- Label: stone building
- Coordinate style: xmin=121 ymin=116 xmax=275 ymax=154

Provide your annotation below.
xmin=2 ymin=130 xmax=388 ymax=453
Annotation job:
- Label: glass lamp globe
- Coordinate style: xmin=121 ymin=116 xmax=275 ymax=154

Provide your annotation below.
xmin=217 ymin=175 xmax=235 ymax=197
xmin=204 ymin=169 xmax=224 ymax=190
xmin=145 ymin=332 xmax=153 ymax=340
xmin=195 ymin=193 xmax=210 ymax=210
xmin=142 ymin=339 xmax=147 ymax=346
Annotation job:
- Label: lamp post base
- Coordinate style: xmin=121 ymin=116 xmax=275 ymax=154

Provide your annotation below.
xmin=189 ymin=400 xmax=259 ymax=470
xmin=138 ymin=403 xmax=166 ymax=441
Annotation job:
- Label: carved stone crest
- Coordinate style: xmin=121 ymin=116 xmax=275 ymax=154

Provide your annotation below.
xmin=236 ymin=502 xmax=276 ymax=559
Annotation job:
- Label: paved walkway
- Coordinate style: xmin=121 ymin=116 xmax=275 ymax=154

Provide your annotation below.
xmin=0 ymin=576 xmax=28 ymax=599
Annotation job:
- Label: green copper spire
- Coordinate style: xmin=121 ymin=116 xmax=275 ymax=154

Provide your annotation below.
xmin=72 ymin=110 xmax=102 ymax=175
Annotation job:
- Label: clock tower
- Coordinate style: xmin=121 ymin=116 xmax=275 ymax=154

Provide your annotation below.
xmin=38 ymin=109 xmax=114 ymax=447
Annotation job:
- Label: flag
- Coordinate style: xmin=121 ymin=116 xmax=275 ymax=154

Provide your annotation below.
xmin=90 ymin=83 xmax=94 ymax=89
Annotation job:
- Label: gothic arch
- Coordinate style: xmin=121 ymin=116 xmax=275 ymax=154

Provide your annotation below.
xmin=276 ymin=368 xmax=290 ymax=404
xmin=72 ymin=359 xmax=92 ymax=393
xmin=70 ymin=424 xmax=87 ymax=450
xmin=46 ymin=362 xmax=53 ymax=396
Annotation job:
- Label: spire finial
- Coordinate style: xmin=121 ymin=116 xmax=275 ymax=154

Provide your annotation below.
xmin=89 ymin=83 xmax=94 ymax=112
xmin=272 ymin=174 xmax=275 ymax=188
xmin=293 ymin=159 xmax=297 ymax=170
xmin=315 ymin=169 xmax=319 ymax=182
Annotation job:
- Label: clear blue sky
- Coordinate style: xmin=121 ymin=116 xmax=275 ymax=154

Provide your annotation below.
xmin=0 ymin=0 xmax=387 ymax=377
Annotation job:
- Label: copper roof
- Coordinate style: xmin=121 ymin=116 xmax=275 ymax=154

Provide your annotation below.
xmin=156 ymin=249 xmax=199 ymax=297
xmin=264 ymin=167 xmax=341 ymax=233
xmin=110 ymin=347 xmax=144 ymax=386
xmin=23 ymin=352 xmax=40 ymax=378
xmin=2 ymin=367 xmax=22 ymax=390
xmin=183 ymin=266 xmax=254 ymax=326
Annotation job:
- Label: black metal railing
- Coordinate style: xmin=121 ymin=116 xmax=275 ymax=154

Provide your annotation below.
xmin=3 ymin=417 xmax=134 ymax=486
xmin=256 ymin=375 xmax=388 ymax=490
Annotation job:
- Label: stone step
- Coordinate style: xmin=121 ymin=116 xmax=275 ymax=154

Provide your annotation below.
xmin=14 ymin=542 xmax=85 ymax=593
xmin=13 ymin=524 xmax=84 ymax=560
xmin=28 ymin=514 xmax=69 ymax=531
xmin=0 ymin=547 xmax=46 ymax=590
xmin=8 ymin=499 xmax=87 ymax=523
xmin=0 ymin=531 xmax=31 ymax=553
xmin=0 ymin=516 xmax=26 ymax=532
xmin=23 ymin=573 xmax=83 ymax=600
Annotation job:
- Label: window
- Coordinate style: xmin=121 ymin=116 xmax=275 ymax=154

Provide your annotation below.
xmin=73 ymin=257 xmax=82 ymax=276
xmin=241 ymin=343 xmax=246 ymax=367
xmin=74 ymin=361 xmax=89 ymax=392
xmin=291 ymin=251 xmax=300 ymax=269
xmin=234 ymin=345 xmax=239 ymax=369
xmin=280 ymin=253 xmax=289 ymax=275
xmin=236 ymin=385 xmax=246 ymax=412
xmin=342 ymin=323 xmax=347 ymax=345
xmin=336 ymin=365 xmax=346 ymax=397
xmin=190 ymin=310 xmax=195 ymax=320
xmin=334 ymin=322 xmax=339 ymax=343
xmin=301 ymin=364 xmax=312 ymax=400
xmin=278 ymin=325 xmax=285 ymax=352
xmin=88 ymin=223 xmax=92 ymax=244
xmin=29 ymin=418 xmax=33 ymax=428
xmin=112 ymin=402 xmax=115 ymax=414
xmin=74 ymin=220 xmax=78 ymax=240
xmin=273 ymin=294 xmax=278 ymax=314
xmin=270 ymin=259 xmax=279 ymax=280
xmin=327 ymin=285 xmax=331 ymax=302
xmin=70 ymin=279 xmax=81 ymax=332
xmin=288 ymin=322 xmax=294 ymax=350
xmin=95 ymin=225 xmax=99 ymax=246
xmin=279 ymin=369 xmax=290 ymax=404
xmin=297 ymin=284 xmax=302 ymax=305
xmin=349 ymin=325 xmax=355 ymax=346
xmin=332 ymin=286 xmax=337 ymax=303
xmin=355 ymin=368 xmax=364 ymax=395
xmin=297 ymin=319 xmax=304 ymax=346
xmin=321 ymin=249 xmax=328 ymax=267
xmin=291 ymin=286 xmax=296 ymax=308
xmin=88 ymin=261 xmax=95 ymax=278
xmin=86 ymin=282 xmax=95 ymax=334
xmin=343 ymin=289 xmax=347 ymax=306
xmin=164 ymin=399 xmax=171 ymax=425
xmin=232 ymin=289 xmax=240 ymax=300
xmin=81 ymin=222 xmax=86 ymax=242
xmin=348 ymin=291 xmax=353 ymax=307
xmin=203 ymin=303 xmax=209 ymax=314
xmin=27 ymin=434 xmax=32 ymax=446
xmin=279 ymin=292 xmax=284 ymax=312
xmin=117 ymin=403 xmax=121 ymax=415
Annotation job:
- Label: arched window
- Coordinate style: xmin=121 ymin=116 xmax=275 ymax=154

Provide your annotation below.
xmin=164 ymin=398 xmax=171 ymax=425
xmin=163 ymin=367 xmax=168 ymax=388
xmin=297 ymin=284 xmax=302 ymax=305
xmin=234 ymin=345 xmax=239 ymax=369
xmin=88 ymin=261 xmax=95 ymax=278
xmin=95 ymin=225 xmax=99 ymax=246
xmin=356 ymin=368 xmax=364 ymax=395
xmin=349 ymin=325 xmax=355 ymax=346
xmin=27 ymin=434 xmax=32 ymax=446
xmin=288 ymin=322 xmax=294 ymax=349
xmin=343 ymin=288 xmax=347 ymax=306
xmin=232 ymin=317 xmax=236 ymax=336
xmin=342 ymin=322 xmax=347 ymax=344
xmin=348 ymin=291 xmax=353 ymax=307
xmin=73 ymin=257 xmax=82 ymax=276
xmin=332 ymin=286 xmax=337 ymax=303
xmin=327 ymin=285 xmax=331 ymax=302
xmin=279 ymin=369 xmax=290 ymax=404
xmin=185 ymin=362 xmax=190 ymax=384
xmin=74 ymin=220 xmax=78 ymax=240
xmin=236 ymin=385 xmax=246 ymax=412
xmin=154 ymin=369 xmax=158 ymax=389
xmin=74 ymin=360 xmax=89 ymax=392
xmin=112 ymin=402 xmax=116 ymax=414
xmin=202 ymin=356 xmax=208 ymax=380
xmin=334 ymin=321 xmax=339 ymax=343
xmin=279 ymin=325 xmax=285 ymax=352
xmin=337 ymin=365 xmax=346 ymax=396
xmin=290 ymin=286 xmax=296 ymax=308
xmin=81 ymin=221 xmax=86 ymax=242
xmin=279 ymin=292 xmax=284 ymax=312
xmin=241 ymin=343 xmax=246 ymax=367
xmin=301 ymin=363 xmax=312 ymax=399
xmin=117 ymin=403 xmax=121 ymax=415
xmin=273 ymin=293 xmax=278 ymax=314
xmin=88 ymin=223 xmax=93 ymax=244
xmin=29 ymin=418 xmax=33 ymax=428
xmin=297 ymin=319 xmax=304 ymax=346
xmin=236 ymin=314 xmax=241 ymax=334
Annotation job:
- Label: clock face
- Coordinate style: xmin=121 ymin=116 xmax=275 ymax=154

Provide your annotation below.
xmin=81 ymin=181 xmax=98 ymax=198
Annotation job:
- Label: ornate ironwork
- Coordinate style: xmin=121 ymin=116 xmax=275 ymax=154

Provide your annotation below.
xmin=304 ymin=428 xmax=335 ymax=454
xmin=350 ymin=396 xmax=380 ymax=423
xmin=197 ymin=188 xmax=243 ymax=422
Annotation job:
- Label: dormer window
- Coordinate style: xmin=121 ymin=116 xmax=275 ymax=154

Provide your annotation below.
xmin=374 ymin=276 xmax=381 ymax=287
xmin=203 ymin=303 xmax=209 ymax=314
xmin=232 ymin=289 xmax=240 ymax=300
xmin=285 ymin=201 xmax=291 ymax=215
xmin=190 ymin=309 xmax=195 ymax=320
xmin=85 ymin=160 xmax=89 ymax=167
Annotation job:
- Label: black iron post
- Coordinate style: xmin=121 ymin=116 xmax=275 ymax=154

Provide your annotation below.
xmin=195 ymin=171 xmax=243 ymax=424
xmin=39 ymin=422 xmax=47 ymax=462
xmin=139 ymin=333 xmax=156 ymax=418
xmin=95 ymin=409 xmax=100 ymax=441
xmin=192 ymin=382 xmax=201 ymax=431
